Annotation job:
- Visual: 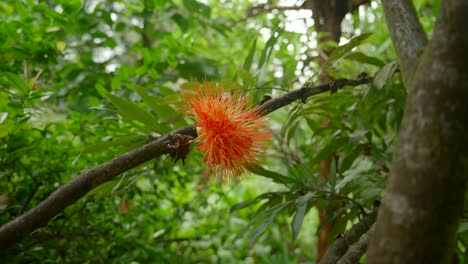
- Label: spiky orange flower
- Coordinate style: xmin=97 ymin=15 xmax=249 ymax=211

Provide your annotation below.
xmin=185 ymin=82 xmax=270 ymax=180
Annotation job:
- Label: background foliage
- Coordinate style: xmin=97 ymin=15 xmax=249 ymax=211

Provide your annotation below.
xmin=2 ymin=0 xmax=463 ymax=263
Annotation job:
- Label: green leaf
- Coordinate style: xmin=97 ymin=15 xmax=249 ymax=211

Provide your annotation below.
xmin=230 ymin=199 xmax=257 ymax=213
xmin=317 ymin=204 xmax=352 ymax=232
xmin=325 ymin=33 xmax=373 ymax=70
xmin=111 ymin=76 xmax=121 ymax=90
xmin=3 ymin=72 xmax=30 ymax=95
xmin=284 ymin=119 xmax=300 ymax=146
xmin=311 ymin=136 xmax=349 ymax=166
xmin=28 ymin=69 xmax=44 ymax=87
xmin=374 ymin=62 xmax=397 ymax=90
xmin=99 ymin=88 xmax=163 ymax=133
xmin=127 ymin=84 xmax=184 ymax=126
xmin=243 ymin=38 xmax=257 ymax=71
xmin=340 ymin=144 xmax=366 ymax=173
xmin=172 ymin=13 xmax=189 ymax=31
xmin=230 ymin=192 xmax=288 ymax=213
xmin=237 ymin=68 xmax=256 ymax=88
xmin=329 ymin=157 xmax=338 ymax=190
xmin=234 ymin=193 xmax=288 ymax=240
xmin=249 ymin=203 xmax=289 ymax=242
xmin=95 ymin=84 xmax=107 ymax=97
xmin=280 ymin=104 xmax=302 ymax=145
xmin=0 ymin=119 xmax=14 ymax=138
xmin=249 ymin=165 xmax=296 ymax=185
xmin=183 ymin=0 xmax=211 ymax=17
xmin=344 ymin=52 xmax=384 ymax=67
xmin=291 ymin=193 xmax=314 ymax=241
xmin=258 ymin=29 xmax=283 ymax=70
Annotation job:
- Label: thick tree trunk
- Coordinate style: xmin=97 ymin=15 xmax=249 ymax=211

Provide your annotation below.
xmin=367 ymin=0 xmax=468 ymax=263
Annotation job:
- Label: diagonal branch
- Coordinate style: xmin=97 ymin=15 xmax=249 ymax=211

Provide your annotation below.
xmin=319 ymin=210 xmax=377 ymax=264
xmin=381 ymin=0 xmax=428 ymax=86
xmin=0 ymin=75 xmax=372 ymax=250
xmin=336 ymin=226 xmax=374 ymax=264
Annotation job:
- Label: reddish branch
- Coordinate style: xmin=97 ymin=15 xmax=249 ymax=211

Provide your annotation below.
xmin=0 ymin=75 xmax=371 ymax=250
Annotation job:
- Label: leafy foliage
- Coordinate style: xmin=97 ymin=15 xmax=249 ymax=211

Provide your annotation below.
xmin=1 ymin=0 xmax=459 ymax=263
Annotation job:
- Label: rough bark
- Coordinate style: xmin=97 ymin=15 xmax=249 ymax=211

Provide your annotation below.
xmin=319 ymin=211 xmax=377 ymax=264
xmin=381 ymin=0 xmax=428 ymax=86
xmin=0 ymin=77 xmax=371 ymax=250
xmin=336 ymin=227 xmax=373 ymax=264
xmin=367 ymin=0 xmax=468 ymax=263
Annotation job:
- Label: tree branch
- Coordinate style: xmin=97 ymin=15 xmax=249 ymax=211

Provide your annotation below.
xmin=0 ymin=75 xmax=372 ymax=250
xmin=381 ymin=0 xmax=428 ymax=86
xmin=336 ymin=227 xmax=374 ymax=264
xmin=319 ymin=210 xmax=377 ymax=264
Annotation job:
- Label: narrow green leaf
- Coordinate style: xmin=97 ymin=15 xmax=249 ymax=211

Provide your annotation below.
xmin=230 ymin=192 xmax=286 ymax=213
xmin=374 ymin=62 xmax=397 ymax=90
xmin=230 ymin=199 xmax=257 ymax=213
xmin=104 ymin=92 xmax=162 ymax=133
xmin=127 ymin=83 xmax=180 ymax=124
xmin=172 ymin=13 xmax=189 ymax=31
xmin=111 ymin=76 xmax=121 ymax=90
xmin=28 ymin=69 xmax=44 ymax=87
xmin=249 ymin=165 xmax=296 ymax=185
xmin=95 ymin=84 xmax=107 ymax=97
xmin=0 ymin=112 xmax=8 ymax=124
xmin=285 ymin=120 xmax=300 ymax=146
xmin=340 ymin=144 xmax=366 ymax=173
xmin=258 ymin=29 xmax=282 ymax=69
xmin=280 ymin=104 xmax=302 ymax=144
xmin=0 ymin=120 xmax=14 ymax=138
xmin=4 ymin=72 xmax=30 ymax=95
xmin=183 ymin=0 xmax=211 ymax=16
xmin=329 ymin=157 xmax=338 ymax=190
xmin=233 ymin=193 xmax=288 ymax=240
xmin=237 ymin=68 xmax=256 ymax=88
xmin=325 ymin=33 xmax=372 ymax=70
xmin=243 ymin=38 xmax=257 ymax=71
xmin=249 ymin=203 xmax=289 ymax=242
xmin=344 ymin=52 xmax=384 ymax=67
xmin=311 ymin=136 xmax=349 ymax=166
xmin=291 ymin=202 xmax=307 ymax=241
xmin=317 ymin=204 xmax=352 ymax=232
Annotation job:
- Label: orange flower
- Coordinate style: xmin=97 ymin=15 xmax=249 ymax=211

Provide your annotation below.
xmin=185 ymin=82 xmax=270 ymax=180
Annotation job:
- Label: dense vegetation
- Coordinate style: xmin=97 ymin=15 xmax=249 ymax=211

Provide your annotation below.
xmin=1 ymin=0 xmax=467 ymax=263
